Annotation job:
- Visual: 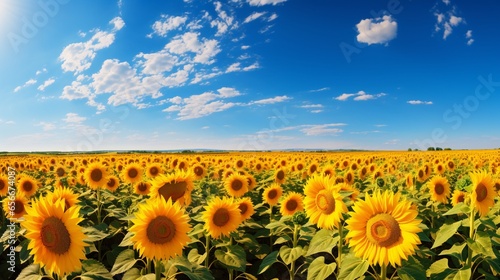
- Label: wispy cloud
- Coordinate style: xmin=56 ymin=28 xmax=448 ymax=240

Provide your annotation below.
xmin=249 ymin=95 xmax=292 ymax=105
xmin=334 ymin=91 xmax=386 ymax=101
xmin=244 ymin=12 xmax=266 ymax=24
xmin=247 ymin=0 xmax=287 ymax=6
xmin=407 ymin=100 xmax=433 ymax=105
xmin=14 ymin=79 xmax=37 ymax=92
xmin=308 ymin=87 xmax=330 ymax=93
xmin=37 ymin=78 xmax=56 ymax=91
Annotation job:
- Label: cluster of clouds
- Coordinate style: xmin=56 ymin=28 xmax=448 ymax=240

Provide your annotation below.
xmin=335 ymin=90 xmax=386 ymax=101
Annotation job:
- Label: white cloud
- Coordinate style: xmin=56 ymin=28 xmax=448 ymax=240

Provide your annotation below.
xmin=63 ymin=113 xmax=87 ymax=124
xmin=136 ymin=51 xmax=179 ymax=75
xmin=442 ymin=0 xmax=450 ymax=5
xmin=211 ymin=2 xmax=238 ymax=36
xmin=335 ymin=91 xmax=386 ymax=101
xmin=0 ymin=119 xmax=15 ymax=125
xmin=407 ymin=100 xmax=433 ymax=105
xmin=149 ymin=15 xmax=187 ymax=37
xmin=36 ymin=122 xmax=57 ymax=131
xmin=226 ymin=62 xmax=259 ymax=73
xmin=300 ymin=104 xmax=323 ymax=109
xmin=190 ymin=70 xmax=223 ymax=84
xmin=241 ymin=45 xmax=250 ymax=50
xmin=308 ymin=87 xmax=330 ymax=93
xmin=59 ymin=17 xmax=123 ymax=74
xmin=36 ymin=68 xmax=47 ymax=75
xmin=356 ymin=15 xmax=397 ymax=45
xmin=250 ymin=95 xmax=291 ymax=105
xmin=466 ymin=30 xmax=474 ymax=45
xmin=247 ymin=0 xmax=286 ymax=6
xmin=37 ymin=78 xmax=55 ymax=91
xmin=300 ymin=124 xmax=345 ymax=136
xmin=165 ymin=32 xmax=221 ymax=65
xmin=244 ymin=12 xmax=266 ymax=24
xmin=217 ymin=87 xmax=241 ymax=97
xmin=14 ymin=79 xmax=37 ymax=92
xmin=202 ymin=126 xmax=210 ymax=129
xmin=268 ymin=13 xmax=278 ymax=21
xmin=434 ymin=7 xmax=465 ymax=40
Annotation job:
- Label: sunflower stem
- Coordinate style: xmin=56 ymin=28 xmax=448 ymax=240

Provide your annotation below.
xmin=380 ymin=263 xmax=387 ymax=280
xmin=269 ymin=205 xmax=274 ymax=247
xmin=204 ymin=234 xmax=211 ymax=268
xmin=155 ymin=259 xmax=163 ymax=280
xmin=467 ymin=209 xmax=476 ymax=268
xmin=147 ymin=258 xmax=152 ymax=275
xmin=96 ymin=187 xmax=102 ymax=261
xmin=290 ymin=224 xmax=300 ymax=280
xmin=337 ymin=222 xmax=344 ymax=267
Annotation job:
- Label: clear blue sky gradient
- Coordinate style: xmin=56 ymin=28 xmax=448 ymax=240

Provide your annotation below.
xmin=1 ymin=0 xmax=499 ymax=151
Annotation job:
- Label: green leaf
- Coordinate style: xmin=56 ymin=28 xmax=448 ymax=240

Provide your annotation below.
xmin=337 ymin=253 xmax=369 ymax=280
xmin=467 ymin=231 xmax=495 ymax=258
xmin=122 ymin=268 xmax=141 ymax=280
xmin=119 ymin=231 xmax=134 ymax=247
xmin=279 ymin=245 xmax=303 ymax=265
xmin=258 ymin=250 xmax=279 ymax=274
xmin=274 ymin=236 xmax=291 ymax=245
xmin=83 ymin=225 xmax=109 ymax=242
xmin=177 ymin=265 xmax=214 ymax=280
xmin=397 ymin=259 xmax=426 ymax=280
xmin=16 ymin=264 xmax=43 ymax=280
xmin=453 ymin=267 xmax=471 ymax=280
xmin=187 ymin=248 xmax=207 ymax=265
xmin=485 ymin=257 xmax=500 ymax=274
xmin=426 ymin=258 xmax=450 ymax=278
xmin=19 ymin=238 xmax=31 ymax=263
xmin=443 ymin=203 xmax=470 ymax=216
xmin=80 ymin=259 xmax=113 ymax=280
xmin=111 ymin=249 xmax=137 ymax=275
xmin=432 ymin=220 xmax=461 ymax=249
xmin=439 ymin=243 xmax=466 ymax=262
xmin=307 ymin=256 xmax=336 ymax=280
xmin=306 ymin=229 xmax=339 ymax=256
xmin=214 ymin=245 xmax=246 ymax=272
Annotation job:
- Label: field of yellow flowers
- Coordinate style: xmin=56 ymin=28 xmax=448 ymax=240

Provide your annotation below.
xmin=1 ymin=150 xmax=500 ymax=279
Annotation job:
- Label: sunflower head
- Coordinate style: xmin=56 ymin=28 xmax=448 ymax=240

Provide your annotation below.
xmin=280 ymin=192 xmax=304 ymax=216
xmin=262 ymin=183 xmax=283 ymax=206
xmin=122 ymin=163 xmax=144 ymax=184
xmin=150 ymin=170 xmax=194 ymax=206
xmin=84 ymin=162 xmax=109 ymax=190
xmin=105 ymin=175 xmax=120 ymax=192
xmin=3 ymin=192 xmax=29 ymax=219
xmin=18 ymin=175 xmax=39 ymax=197
xmin=48 ymin=187 xmax=80 ymax=211
xmin=22 ymin=196 xmax=86 ymax=277
xmin=0 ymin=175 xmax=8 ymax=197
xmin=134 ymin=181 xmax=151 ymax=196
xmin=237 ymin=197 xmax=255 ymax=221
xmin=274 ymin=168 xmax=287 ymax=184
xmin=145 ymin=163 xmax=163 ymax=178
xmin=428 ymin=175 xmax=451 ymax=204
xmin=451 ymin=189 xmax=467 ymax=206
xmin=203 ymin=196 xmax=242 ymax=239
xmin=225 ymin=173 xmax=249 ymax=197
xmin=130 ymin=198 xmax=191 ymax=261
xmin=345 ymin=191 xmax=422 ymax=267
xmin=192 ymin=164 xmax=207 ymax=180
xmin=469 ymin=170 xmax=496 ymax=217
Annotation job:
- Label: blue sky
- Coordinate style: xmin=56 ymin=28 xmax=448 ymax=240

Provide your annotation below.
xmin=1 ymin=0 xmax=499 ymax=152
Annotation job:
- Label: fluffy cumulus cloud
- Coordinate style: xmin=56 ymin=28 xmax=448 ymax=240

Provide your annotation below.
xmin=335 ymin=91 xmax=386 ymax=101
xmin=63 ymin=113 xmax=87 ymax=124
xmin=356 ymin=15 xmax=397 ymax=45
xmin=247 ymin=0 xmax=287 ymax=6
xmin=59 ymin=17 xmax=125 ymax=74
xmin=433 ymin=3 xmax=470 ymax=43
xmin=149 ymin=15 xmax=188 ymax=37
xmin=165 ymin=32 xmax=221 ymax=64
xmin=407 ymin=100 xmax=433 ymax=105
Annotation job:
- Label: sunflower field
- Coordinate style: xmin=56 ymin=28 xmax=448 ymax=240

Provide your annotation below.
xmin=1 ymin=150 xmax=500 ymax=280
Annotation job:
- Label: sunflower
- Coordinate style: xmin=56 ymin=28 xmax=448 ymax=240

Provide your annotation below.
xmin=451 ymin=190 xmax=467 ymax=206
xmin=150 ymin=170 xmax=194 ymax=206
xmin=134 ymin=182 xmax=151 ymax=196
xmin=0 ymin=175 xmax=8 ymax=197
xmin=3 ymin=192 xmax=29 ymax=219
xmin=274 ymin=168 xmax=287 ymax=184
xmin=192 ymin=164 xmax=207 ymax=180
xmin=345 ymin=191 xmax=422 ymax=267
xmin=322 ymin=165 xmax=336 ymax=178
xmin=246 ymin=174 xmax=257 ymax=191
xmin=493 ymin=178 xmax=500 ymax=194
xmin=105 ymin=175 xmax=120 ymax=192
xmin=130 ymin=197 xmax=191 ymax=261
xmin=358 ymin=166 xmax=369 ymax=181
xmin=447 ymin=160 xmax=456 ymax=172
xmin=434 ymin=164 xmax=445 ymax=175
xmin=84 ymin=162 xmax=109 ymax=190
xmin=237 ymin=197 xmax=255 ymax=221
xmin=48 ymin=187 xmax=80 ymax=211
xmin=280 ymin=192 xmax=304 ymax=216
xmin=405 ymin=174 xmax=415 ymax=189
xmin=427 ymin=175 xmax=451 ymax=204
xmin=469 ymin=171 xmax=496 ymax=217
xmin=303 ymin=174 xmax=347 ymax=229
xmin=18 ymin=175 xmax=39 ymax=197
xmin=145 ymin=163 xmax=163 ymax=178
xmin=203 ymin=196 xmax=241 ymax=239
xmin=344 ymin=170 xmax=355 ymax=185
xmin=54 ymin=165 xmax=67 ymax=178
xmin=22 ymin=197 xmax=86 ymax=277
xmin=122 ymin=163 xmax=143 ymax=184
xmin=262 ymin=183 xmax=283 ymax=206
xmin=339 ymin=182 xmax=360 ymax=202
xmin=224 ymin=173 xmax=249 ymax=197
xmin=416 ymin=167 xmax=429 ymax=183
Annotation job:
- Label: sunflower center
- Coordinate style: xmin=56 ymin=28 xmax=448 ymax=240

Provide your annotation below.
xmin=277 ymin=170 xmax=285 ymax=180
xmin=158 ymin=181 xmax=187 ymax=202
xmin=286 ymin=199 xmax=298 ymax=212
xmin=138 ymin=182 xmax=148 ymax=192
xmin=90 ymin=169 xmax=103 ymax=182
xmin=14 ymin=200 xmax=25 ymax=214
xmin=107 ymin=178 xmax=116 ymax=188
xmin=146 ymin=216 xmax=176 ymax=244
xmin=41 ymin=216 xmax=71 ymax=255
xmin=457 ymin=194 xmax=465 ymax=203
xmin=418 ymin=170 xmax=424 ymax=178
xmin=434 ymin=183 xmax=445 ymax=195
xmin=194 ymin=167 xmax=204 ymax=176
xmin=0 ymin=180 xmax=5 ymax=190
xmin=268 ymin=189 xmax=278 ymax=200
xmin=238 ymin=203 xmax=248 ymax=215
xmin=315 ymin=190 xmax=335 ymax=214
xmin=56 ymin=168 xmax=65 ymax=177
xmin=231 ymin=179 xmax=243 ymax=191
xmin=150 ymin=167 xmax=159 ymax=176
xmin=128 ymin=168 xmax=138 ymax=179
xmin=213 ymin=208 xmax=230 ymax=227
xmin=366 ymin=213 xmax=401 ymax=248
xmin=346 ymin=173 xmax=353 ymax=182
xmin=476 ymin=183 xmax=488 ymax=202
xmin=23 ymin=181 xmax=34 ymax=192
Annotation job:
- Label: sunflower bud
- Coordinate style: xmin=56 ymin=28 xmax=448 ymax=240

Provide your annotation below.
xmin=122 ymin=198 xmax=132 ymax=209
xmin=376 ymin=177 xmax=385 ymax=188
xmin=292 ymin=211 xmax=307 ymax=226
